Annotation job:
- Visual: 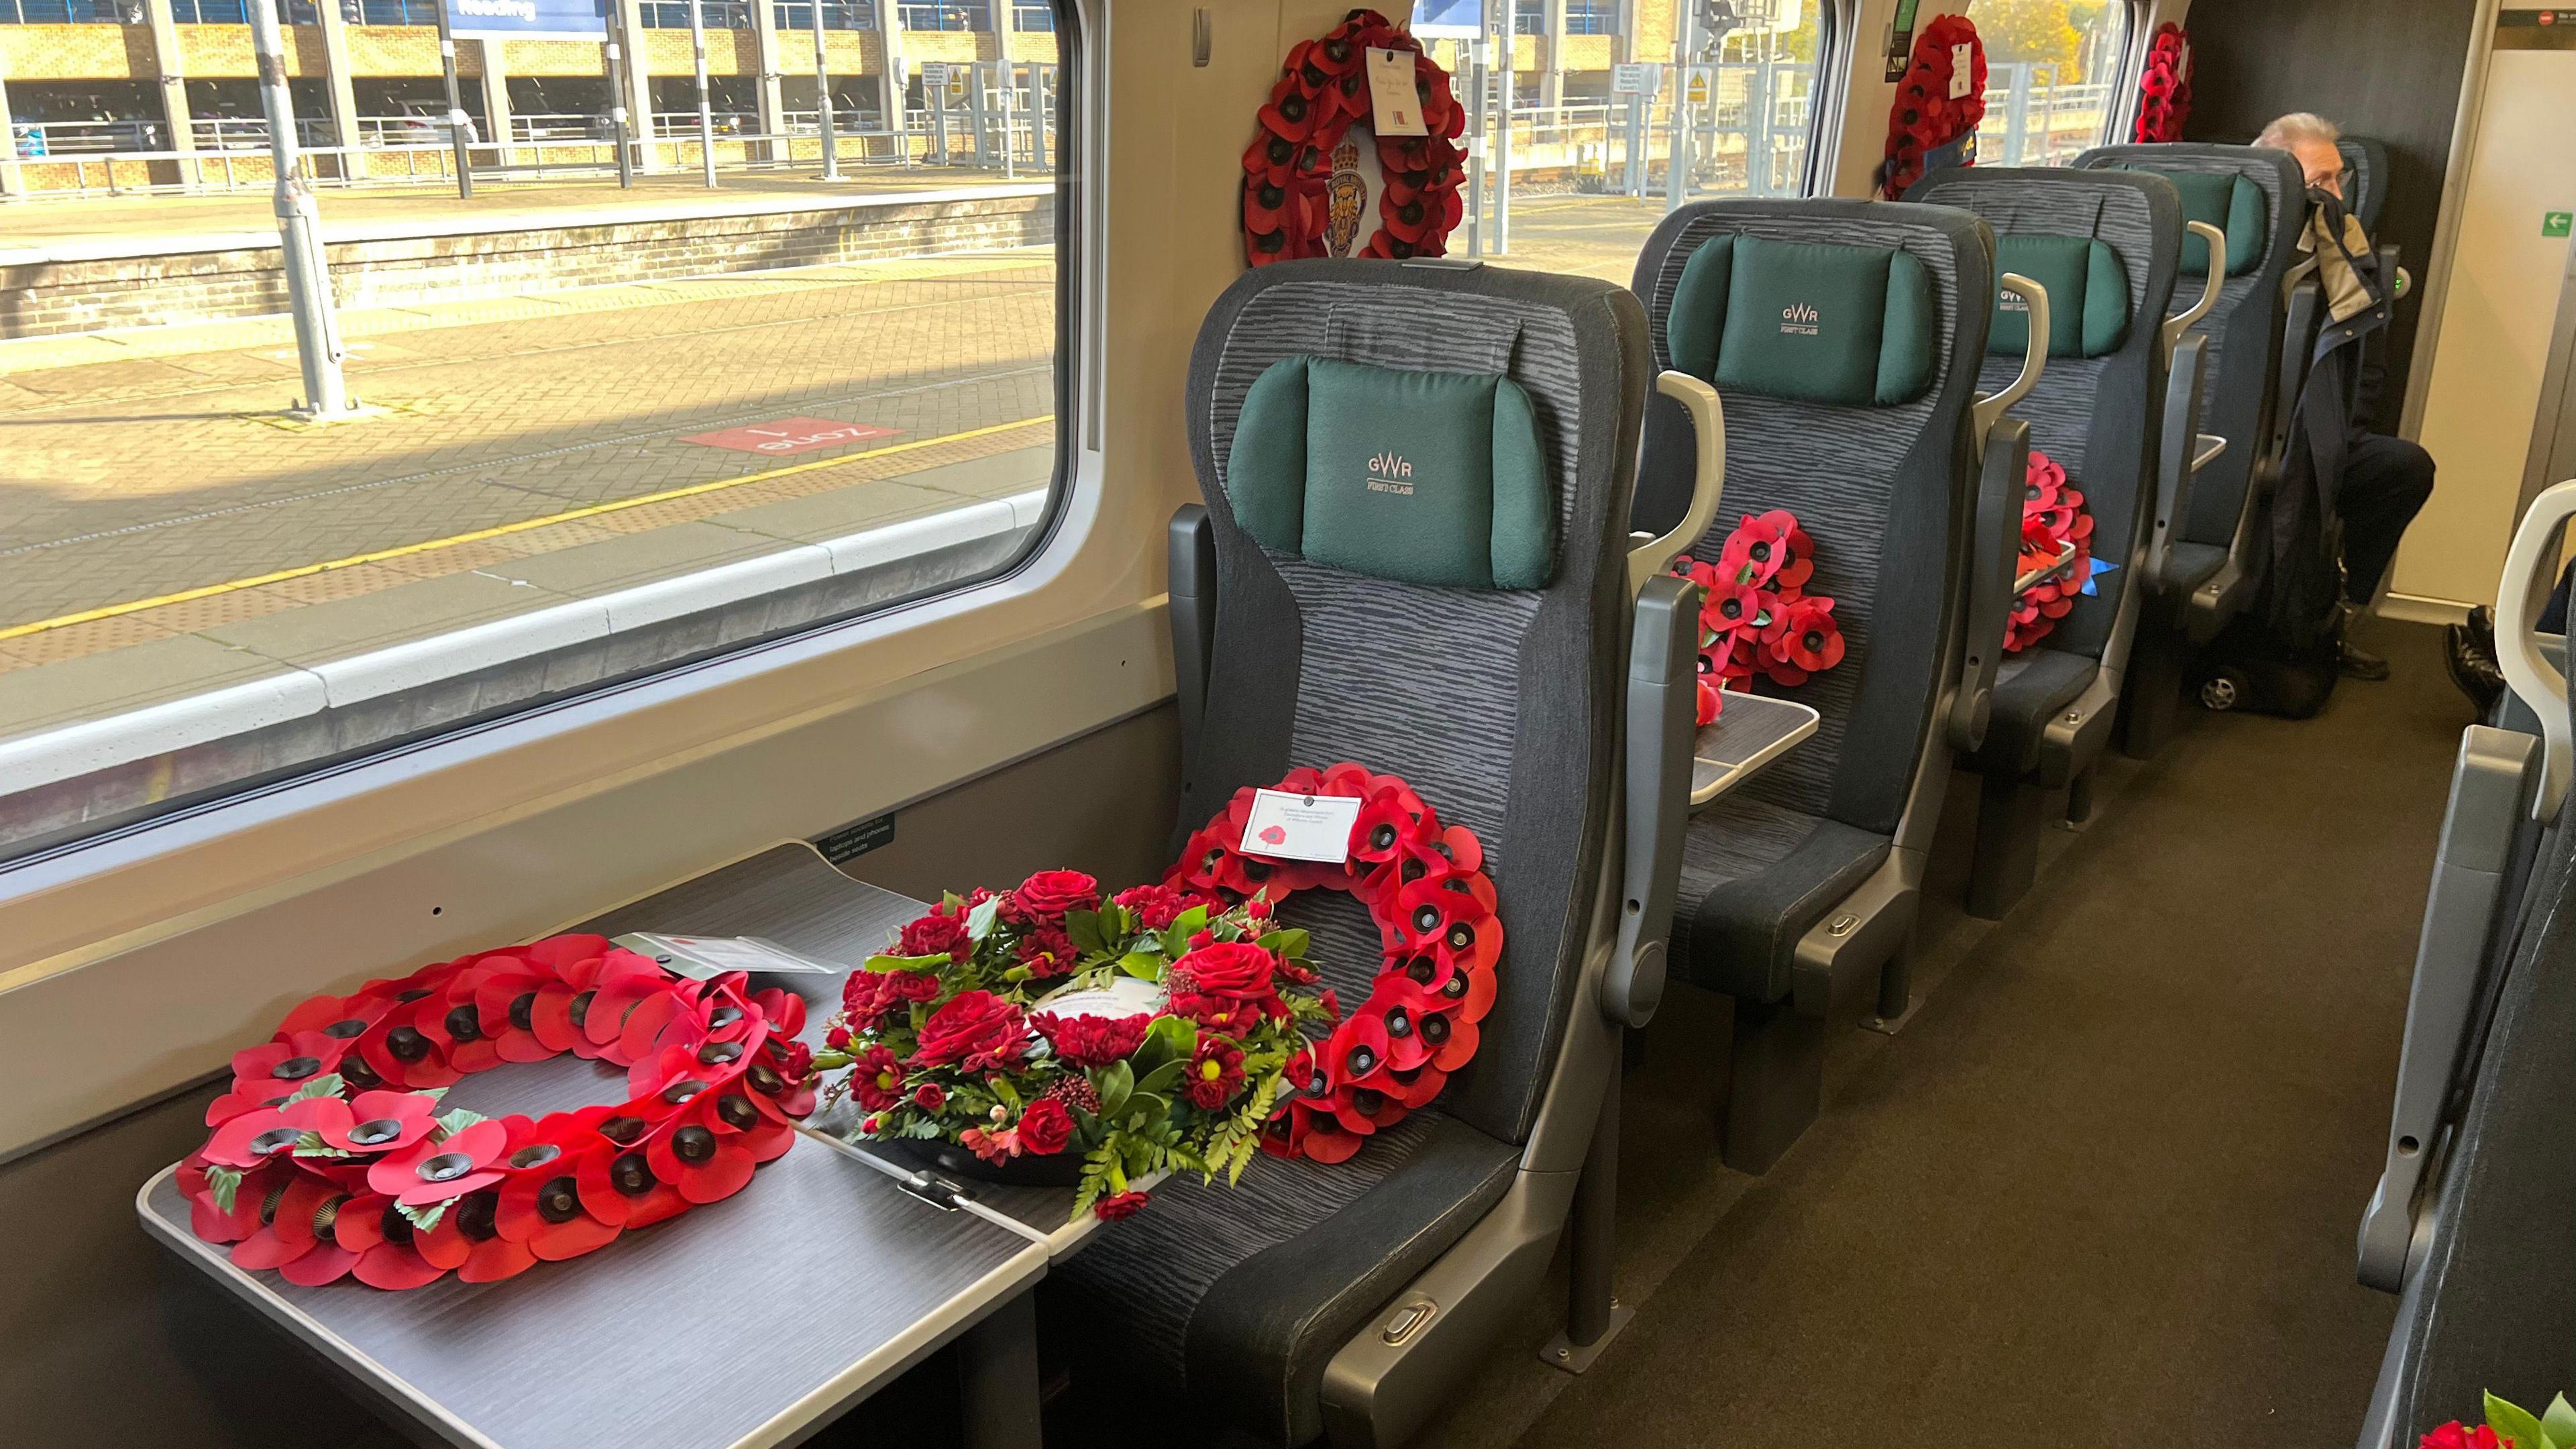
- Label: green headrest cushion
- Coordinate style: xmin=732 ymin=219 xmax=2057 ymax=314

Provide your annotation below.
xmin=1666 ymin=233 xmax=1937 ymax=407
xmin=1990 ymin=234 xmax=2131 ymax=358
xmin=1227 ymin=356 xmax=1555 ymax=590
xmin=2131 ymin=168 xmax=2265 ymax=276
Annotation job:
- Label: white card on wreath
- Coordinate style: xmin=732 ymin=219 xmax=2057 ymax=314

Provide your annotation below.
xmin=613 ymin=932 xmax=847 ymax=979
xmin=1241 ymin=788 xmax=1364 ymax=863
xmin=1364 ymin=47 xmax=1428 ymax=137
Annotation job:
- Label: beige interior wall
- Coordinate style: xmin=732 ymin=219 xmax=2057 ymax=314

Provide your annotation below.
xmin=2395 ymin=44 xmax=2576 ymax=610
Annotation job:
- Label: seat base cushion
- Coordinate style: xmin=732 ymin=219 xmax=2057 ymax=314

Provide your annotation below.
xmin=1672 ymin=793 xmax=1890 ymax=1002
xmin=2166 ymin=541 xmax=2226 ymax=593
xmin=1049 ymin=1110 xmax=1519 ymax=1448
xmin=1975 ymin=647 xmax=2098 ymax=779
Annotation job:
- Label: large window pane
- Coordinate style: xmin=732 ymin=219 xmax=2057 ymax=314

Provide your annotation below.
xmin=1411 ymin=0 xmax=1825 ymax=286
xmin=1965 ymin=0 xmax=2130 ymax=166
xmin=0 ymin=10 xmax=1074 ymax=861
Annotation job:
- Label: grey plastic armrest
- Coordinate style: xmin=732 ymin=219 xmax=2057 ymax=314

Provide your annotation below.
xmin=1603 ymin=574 xmax=1699 ymax=1029
xmin=1948 ymin=415 xmax=2029 ymax=753
xmin=2357 ymin=725 xmax=2542 ymax=1291
xmin=1168 ymin=505 xmax=1216 ymax=798
xmin=2268 ymin=274 xmax=2324 ymax=466
xmin=2149 ymin=331 xmax=2209 ymax=589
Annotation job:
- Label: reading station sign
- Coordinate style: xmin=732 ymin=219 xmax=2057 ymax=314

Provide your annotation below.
xmin=445 ymin=0 xmax=608 ymax=40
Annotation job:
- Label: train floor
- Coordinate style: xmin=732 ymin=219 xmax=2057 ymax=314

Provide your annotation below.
xmin=1428 ymin=614 xmax=2471 ymax=1448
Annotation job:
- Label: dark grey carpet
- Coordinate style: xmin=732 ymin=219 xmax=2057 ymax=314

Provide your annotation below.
xmin=1507 ymin=618 xmax=2470 ymax=1447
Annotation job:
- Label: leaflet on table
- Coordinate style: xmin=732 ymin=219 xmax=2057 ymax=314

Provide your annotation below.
xmin=614 ymin=932 xmax=848 ymax=979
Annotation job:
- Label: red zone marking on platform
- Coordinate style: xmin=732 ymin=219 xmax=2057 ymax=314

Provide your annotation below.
xmin=682 ymin=417 xmax=903 ymax=455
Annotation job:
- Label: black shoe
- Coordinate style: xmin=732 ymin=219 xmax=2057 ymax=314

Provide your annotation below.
xmin=2446 ymin=621 xmax=2508 ymax=715
xmin=2339 ymin=637 xmax=2392 ymax=681
xmin=2466 ymin=604 xmax=2496 ymax=656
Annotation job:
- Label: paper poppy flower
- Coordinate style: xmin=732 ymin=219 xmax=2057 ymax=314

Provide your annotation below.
xmin=290 ymin=1088 xmax=441 ymax=1155
xmin=369 ymin=1116 xmax=510 ymax=1206
xmin=645 ymin=1089 xmax=760 ymax=1205
xmin=496 ymin=1156 xmax=621 ymax=1262
xmin=331 ymin=1191 xmax=448 ymax=1289
xmin=415 ymin=980 xmax=504 ymax=1075
xmin=1768 ymin=596 xmax=1846 ymax=674
xmin=203 ymin=1105 xmax=308 ymax=1170
xmin=467 ymin=955 xmax=557 ymax=1065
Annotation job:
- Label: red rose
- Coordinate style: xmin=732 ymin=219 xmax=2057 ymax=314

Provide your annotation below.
xmin=889 ymin=971 xmax=941 ymax=1002
xmin=1093 ymin=1190 xmax=1149 ymax=1221
xmin=910 ymin=991 xmax=1030 ymax=1071
xmin=913 ymin=1083 xmax=946 ymax=1112
xmin=1017 ymin=1097 xmax=1073 ymax=1155
xmin=1173 ymin=942 xmax=1276 ymax=999
xmin=824 ymin=1023 xmax=852 ymax=1050
xmin=2420 ymin=1426 xmax=2506 ymax=1449
xmin=853 ymin=1044 xmax=905 ymax=1110
xmin=1112 ymin=883 xmax=1205 ymax=930
xmin=898 ymin=908 xmax=971 ymax=962
xmin=1030 ymin=1012 xmax=1152 ymax=1068
xmin=1012 ymin=870 xmax=1099 ymax=922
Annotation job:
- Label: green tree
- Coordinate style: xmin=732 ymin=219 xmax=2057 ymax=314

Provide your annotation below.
xmin=1968 ymin=0 xmax=2084 ymax=78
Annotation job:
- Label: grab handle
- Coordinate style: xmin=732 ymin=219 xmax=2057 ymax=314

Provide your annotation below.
xmin=2161 ymin=221 xmax=2226 ymax=352
xmin=1629 ymin=370 xmax=1727 ymax=595
xmin=1973 ymin=274 xmax=2049 ymax=445
xmin=2495 ymin=478 xmax=2576 ymax=820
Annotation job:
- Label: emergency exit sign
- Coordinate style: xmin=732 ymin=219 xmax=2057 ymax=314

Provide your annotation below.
xmin=2546 ymin=211 xmax=2573 ymax=238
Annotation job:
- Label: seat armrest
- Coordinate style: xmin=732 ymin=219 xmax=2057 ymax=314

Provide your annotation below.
xmin=2358 ymin=725 xmax=2542 ymax=1291
xmin=2149 ymin=331 xmax=2210 ymax=592
xmin=1948 ymin=415 xmax=2029 ymax=754
xmin=2266 ymin=272 xmax=2324 ymax=469
xmin=1789 ymin=851 xmax=1921 ymax=1018
xmin=1602 ymin=574 xmax=1700 ymax=1029
xmin=1168 ymin=504 xmax=1216 ymax=807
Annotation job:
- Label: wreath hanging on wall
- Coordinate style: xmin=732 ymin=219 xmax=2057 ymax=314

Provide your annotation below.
xmin=1879 ymin=13 xmax=1988 ymax=200
xmin=2131 ymin=22 xmax=2194 ymax=144
xmin=1242 ymin=9 xmax=1466 ymax=267
xmin=182 ymin=937 xmax=815 ymax=1289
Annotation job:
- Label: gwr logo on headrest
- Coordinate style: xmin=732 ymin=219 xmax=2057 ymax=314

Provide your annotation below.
xmin=1365 ymin=451 xmax=1416 ymax=496
xmin=2000 ymin=292 xmax=2029 ymax=313
xmin=1780 ymin=303 xmax=1821 ymax=337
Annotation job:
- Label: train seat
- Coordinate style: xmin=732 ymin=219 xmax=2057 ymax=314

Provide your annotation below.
xmin=2340 ymin=133 xmax=2392 ymax=235
xmin=1629 ymin=200 xmax=2009 ymax=1171
xmin=1053 ymin=258 xmax=1702 ymax=1449
xmin=2074 ymin=143 xmax=2307 ymax=753
xmin=1902 ymin=168 xmax=2184 ymax=918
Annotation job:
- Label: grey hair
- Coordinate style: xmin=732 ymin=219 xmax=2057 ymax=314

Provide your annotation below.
xmin=2257 ymin=111 xmax=2343 ymax=150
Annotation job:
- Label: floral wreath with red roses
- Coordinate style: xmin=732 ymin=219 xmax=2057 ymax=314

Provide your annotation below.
xmin=180 ymin=935 xmax=817 ymax=1290
xmin=2132 ymin=23 xmax=2193 ymax=144
xmin=1879 ymin=13 xmax=1988 ymax=200
xmin=1673 ymin=510 xmax=1851 ymax=727
xmin=1242 ymin=9 xmax=1466 ymax=267
xmin=2007 ymin=447 xmax=2101 ymax=653
xmin=819 ymin=764 xmax=1499 ymax=1221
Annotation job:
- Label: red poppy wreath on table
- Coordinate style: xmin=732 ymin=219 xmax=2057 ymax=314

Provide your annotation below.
xmin=182 ymin=935 xmax=816 ymax=1289
xmin=1880 ymin=13 xmax=1988 ymax=199
xmin=2006 ymin=447 xmax=2100 ymax=653
xmin=819 ymin=764 xmax=1500 ymax=1222
xmin=1242 ymin=9 xmax=1465 ymax=266
xmin=1674 ymin=510 xmax=1850 ymax=726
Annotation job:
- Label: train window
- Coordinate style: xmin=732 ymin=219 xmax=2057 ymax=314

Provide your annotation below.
xmin=0 ymin=1 xmax=1077 ymax=865
xmin=1961 ymin=0 xmax=2131 ymax=166
xmin=1414 ymin=0 xmax=1829 ymax=284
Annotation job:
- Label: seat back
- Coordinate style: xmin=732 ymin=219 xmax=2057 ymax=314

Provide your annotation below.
xmin=2074 ymin=143 xmax=2305 ymax=551
xmin=1631 ymin=199 xmax=1992 ymax=840
xmin=1179 ymin=258 xmax=1650 ymax=1146
xmin=2340 ymin=134 xmax=2391 ymax=235
xmin=1906 ymin=166 xmax=2183 ymax=664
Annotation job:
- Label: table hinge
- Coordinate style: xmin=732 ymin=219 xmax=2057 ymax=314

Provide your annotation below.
xmin=896 ymin=1173 xmax=971 ymax=1211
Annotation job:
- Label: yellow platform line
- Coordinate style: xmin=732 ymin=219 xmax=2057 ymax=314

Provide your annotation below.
xmin=0 ymin=414 xmax=1054 ymax=644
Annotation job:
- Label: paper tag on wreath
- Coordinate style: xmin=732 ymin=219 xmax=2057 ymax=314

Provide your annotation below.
xmin=1365 ymin=47 xmax=1428 ymax=136
xmin=1948 ymin=42 xmax=1974 ymax=99
xmin=1241 ymin=788 xmax=1364 ymax=863
xmin=613 ymin=932 xmax=847 ymax=979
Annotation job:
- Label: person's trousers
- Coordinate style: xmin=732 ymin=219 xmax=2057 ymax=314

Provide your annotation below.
xmin=2341 ymin=432 xmax=2436 ymax=605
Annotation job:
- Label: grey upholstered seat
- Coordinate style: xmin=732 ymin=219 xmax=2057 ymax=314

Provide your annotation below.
xmin=1630 ymin=199 xmax=1995 ymax=1170
xmin=1051 ymin=258 xmax=1652 ymax=1446
xmin=2339 ymin=134 xmax=2390 ymax=235
xmin=1903 ymin=167 xmax=2182 ymax=915
xmin=2072 ymin=143 xmax=2307 ymax=755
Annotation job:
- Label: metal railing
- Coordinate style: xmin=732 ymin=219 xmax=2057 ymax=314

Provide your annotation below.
xmin=189 ymin=115 xmax=336 ymax=150
xmin=771 ymin=0 xmax=871 ymax=28
xmin=1977 ymin=63 xmax=2114 ymax=169
xmin=896 ymin=1 xmax=981 ymax=29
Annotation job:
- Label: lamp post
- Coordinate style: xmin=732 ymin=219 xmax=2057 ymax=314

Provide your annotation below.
xmin=248 ymin=0 xmax=362 ymax=419
xmin=689 ymin=0 xmax=719 ymax=186
xmin=431 ymin=0 xmax=475 ymax=197
xmin=813 ymin=1 xmax=840 ymax=179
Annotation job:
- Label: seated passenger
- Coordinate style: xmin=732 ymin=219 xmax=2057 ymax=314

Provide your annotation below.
xmin=2259 ymin=110 xmax=2435 ymax=682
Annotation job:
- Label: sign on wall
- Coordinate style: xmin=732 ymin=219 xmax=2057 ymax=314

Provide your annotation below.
xmin=445 ymin=0 xmax=608 ymax=40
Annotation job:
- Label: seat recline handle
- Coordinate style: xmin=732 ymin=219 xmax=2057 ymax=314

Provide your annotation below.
xmin=2496 ymin=478 xmax=2576 ymax=821
xmin=1949 ymin=415 xmax=2029 ymax=755
xmin=1629 ymin=371 xmax=1727 ymax=596
xmin=2149 ymin=331 xmax=2209 ymax=589
xmin=1973 ymin=273 xmax=2049 ymax=446
xmin=2162 ymin=221 xmax=2227 ymax=354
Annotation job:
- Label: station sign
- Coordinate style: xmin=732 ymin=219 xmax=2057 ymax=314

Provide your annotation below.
xmin=1611 ymin=62 xmax=1662 ymax=96
xmin=444 ymin=0 xmax=608 ymax=40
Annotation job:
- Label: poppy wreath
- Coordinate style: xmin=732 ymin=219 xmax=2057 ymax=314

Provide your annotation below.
xmin=2132 ymin=23 xmax=2192 ymax=144
xmin=2006 ymin=447 xmax=2098 ymax=653
xmin=1879 ymin=13 xmax=1988 ymax=199
xmin=180 ymin=935 xmax=816 ymax=1290
xmin=1673 ymin=510 xmax=1849 ymax=726
xmin=1242 ymin=9 xmax=1466 ymax=267
xmin=1169 ymin=763 xmax=1499 ymax=1167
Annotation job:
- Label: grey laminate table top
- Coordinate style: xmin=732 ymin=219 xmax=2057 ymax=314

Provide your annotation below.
xmin=1690 ymin=690 xmax=1821 ymax=808
xmin=136 ymin=843 xmax=1083 ymax=1449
